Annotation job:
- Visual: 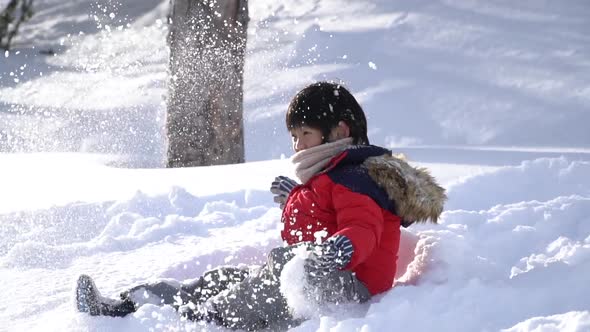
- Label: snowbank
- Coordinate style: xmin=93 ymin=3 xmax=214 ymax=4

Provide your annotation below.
xmin=1 ymin=157 xmax=589 ymax=331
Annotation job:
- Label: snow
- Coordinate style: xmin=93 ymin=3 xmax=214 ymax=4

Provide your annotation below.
xmin=280 ymin=246 xmax=316 ymax=320
xmin=1 ymin=0 xmax=590 ymax=331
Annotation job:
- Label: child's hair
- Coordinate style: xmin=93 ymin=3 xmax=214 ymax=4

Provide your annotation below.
xmin=286 ymin=81 xmax=370 ymax=145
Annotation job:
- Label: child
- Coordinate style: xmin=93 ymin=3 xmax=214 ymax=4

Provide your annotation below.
xmin=75 ymin=81 xmax=446 ymax=330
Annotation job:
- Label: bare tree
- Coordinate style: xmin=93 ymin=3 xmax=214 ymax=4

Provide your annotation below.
xmin=166 ymin=0 xmax=249 ymax=167
xmin=0 ymin=0 xmax=34 ymax=50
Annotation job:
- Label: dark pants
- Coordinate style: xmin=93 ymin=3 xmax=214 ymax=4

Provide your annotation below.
xmin=120 ymin=245 xmax=371 ymax=330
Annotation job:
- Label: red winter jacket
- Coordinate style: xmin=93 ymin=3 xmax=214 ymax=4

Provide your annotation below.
xmin=281 ymin=146 xmax=401 ymax=295
xmin=281 ymin=145 xmax=446 ymax=296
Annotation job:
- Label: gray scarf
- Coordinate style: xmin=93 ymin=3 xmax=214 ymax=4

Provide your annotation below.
xmin=291 ymin=138 xmax=353 ymax=184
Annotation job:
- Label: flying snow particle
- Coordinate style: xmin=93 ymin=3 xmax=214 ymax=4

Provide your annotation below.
xmin=4 ymin=51 xmax=8 ymax=58
xmin=109 ymin=12 xmax=115 ymax=19
xmin=368 ymin=62 xmax=377 ymax=70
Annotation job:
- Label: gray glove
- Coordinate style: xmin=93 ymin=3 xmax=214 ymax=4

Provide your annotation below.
xmin=304 ymin=235 xmax=354 ymax=277
xmin=270 ymin=175 xmax=298 ymax=208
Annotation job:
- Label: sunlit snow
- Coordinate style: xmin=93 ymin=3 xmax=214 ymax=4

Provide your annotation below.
xmin=1 ymin=0 xmax=589 ymax=331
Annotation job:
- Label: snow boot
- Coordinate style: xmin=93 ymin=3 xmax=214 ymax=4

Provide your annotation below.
xmin=76 ymin=274 xmax=136 ymax=317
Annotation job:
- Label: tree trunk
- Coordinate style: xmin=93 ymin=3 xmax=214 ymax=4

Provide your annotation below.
xmin=166 ymin=0 xmax=248 ymax=167
xmin=0 ymin=0 xmax=34 ymax=50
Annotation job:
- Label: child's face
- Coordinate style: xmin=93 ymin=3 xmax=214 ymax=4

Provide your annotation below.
xmin=290 ymin=126 xmax=324 ymax=152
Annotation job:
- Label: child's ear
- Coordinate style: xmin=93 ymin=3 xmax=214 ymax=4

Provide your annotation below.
xmin=337 ymin=121 xmax=351 ymax=139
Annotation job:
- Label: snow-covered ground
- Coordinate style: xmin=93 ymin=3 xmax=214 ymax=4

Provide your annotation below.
xmin=1 ymin=0 xmax=590 ymax=331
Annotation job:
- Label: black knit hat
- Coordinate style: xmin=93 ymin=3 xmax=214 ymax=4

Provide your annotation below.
xmin=286 ymin=81 xmax=370 ymax=145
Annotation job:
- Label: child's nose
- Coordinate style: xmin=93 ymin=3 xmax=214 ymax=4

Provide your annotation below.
xmin=294 ymin=139 xmax=306 ymax=152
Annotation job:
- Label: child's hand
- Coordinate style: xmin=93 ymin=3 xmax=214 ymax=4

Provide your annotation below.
xmin=304 ymin=235 xmax=354 ymax=277
xmin=270 ymin=176 xmax=298 ymax=209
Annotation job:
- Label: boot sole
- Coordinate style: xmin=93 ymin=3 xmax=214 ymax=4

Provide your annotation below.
xmin=76 ymin=274 xmax=101 ymax=316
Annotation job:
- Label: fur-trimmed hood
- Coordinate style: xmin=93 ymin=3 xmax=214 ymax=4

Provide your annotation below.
xmin=364 ymin=153 xmax=446 ymax=224
xmin=324 ymin=145 xmax=446 ymax=226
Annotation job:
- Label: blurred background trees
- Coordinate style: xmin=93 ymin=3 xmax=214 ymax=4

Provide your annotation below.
xmin=0 ymin=0 xmax=34 ymax=50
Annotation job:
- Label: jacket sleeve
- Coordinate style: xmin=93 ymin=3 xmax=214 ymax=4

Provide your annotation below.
xmin=331 ymin=183 xmax=384 ymax=270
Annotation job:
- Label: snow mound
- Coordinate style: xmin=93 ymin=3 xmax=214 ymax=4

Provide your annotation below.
xmin=0 ymin=187 xmax=274 ymax=269
xmin=503 ymin=311 xmax=590 ymax=332
xmin=306 ymin=158 xmax=590 ymax=331
xmin=446 ymin=157 xmax=590 ymax=210
xmin=2 ymin=157 xmax=589 ymax=332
